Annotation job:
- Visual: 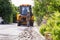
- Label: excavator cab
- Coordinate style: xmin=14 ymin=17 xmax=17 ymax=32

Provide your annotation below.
xmin=17 ymin=4 xmax=34 ymax=26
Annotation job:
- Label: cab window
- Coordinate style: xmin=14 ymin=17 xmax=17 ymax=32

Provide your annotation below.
xmin=21 ymin=6 xmax=29 ymax=15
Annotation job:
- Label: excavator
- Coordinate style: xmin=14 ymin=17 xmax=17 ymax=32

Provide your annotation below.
xmin=17 ymin=4 xmax=34 ymax=26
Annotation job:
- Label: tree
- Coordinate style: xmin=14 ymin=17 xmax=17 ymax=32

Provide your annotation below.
xmin=0 ymin=0 xmax=13 ymax=23
xmin=12 ymin=4 xmax=18 ymax=23
xmin=33 ymin=0 xmax=60 ymax=25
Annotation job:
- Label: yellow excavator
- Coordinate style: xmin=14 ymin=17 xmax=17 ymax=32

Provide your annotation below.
xmin=17 ymin=4 xmax=34 ymax=26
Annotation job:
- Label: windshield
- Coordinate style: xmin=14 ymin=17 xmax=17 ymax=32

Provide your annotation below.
xmin=21 ymin=6 xmax=29 ymax=15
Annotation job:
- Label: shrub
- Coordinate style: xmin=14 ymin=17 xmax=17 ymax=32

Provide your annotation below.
xmin=40 ymin=11 xmax=60 ymax=40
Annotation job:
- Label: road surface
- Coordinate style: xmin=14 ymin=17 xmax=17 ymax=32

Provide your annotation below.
xmin=0 ymin=23 xmax=45 ymax=40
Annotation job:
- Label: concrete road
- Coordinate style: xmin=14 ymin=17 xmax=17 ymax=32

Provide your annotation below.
xmin=0 ymin=23 xmax=29 ymax=35
xmin=0 ymin=23 xmax=45 ymax=40
xmin=0 ymin=23 xmax=38 ymax=35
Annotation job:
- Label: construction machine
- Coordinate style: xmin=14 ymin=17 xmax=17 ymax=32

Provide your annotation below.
xmin=17 ymin=4 xmax=34 ymax=26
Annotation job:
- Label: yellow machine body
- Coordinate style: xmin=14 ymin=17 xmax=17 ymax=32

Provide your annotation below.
xmin=17 ymin=4 xmax=34 ymax=26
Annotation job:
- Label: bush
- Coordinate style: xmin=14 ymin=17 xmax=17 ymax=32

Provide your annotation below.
xmin=40 ymin=24 xmax=47 ymax=35
xmin=40 ymin=11 xmax=60 ymax=40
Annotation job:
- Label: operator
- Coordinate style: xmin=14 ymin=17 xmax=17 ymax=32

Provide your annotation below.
xmin=26 ymin=11 xmax=30 ymax=27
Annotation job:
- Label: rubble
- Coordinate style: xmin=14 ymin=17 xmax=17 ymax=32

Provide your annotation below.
xmin=19 ymin=27 xmax=45 ymax=40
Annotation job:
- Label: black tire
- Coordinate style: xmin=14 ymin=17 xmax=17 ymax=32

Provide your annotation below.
xmin=30 ymin=22 xmax=33 ymax=27
xmin=1 ymin=21 xmax=5 ymax=24
xmin=17 ymin=22 xmax=21 ymax=26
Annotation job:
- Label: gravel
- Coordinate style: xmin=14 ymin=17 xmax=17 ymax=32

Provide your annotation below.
xmin=19 ymin=27 xmax=45 ymax=40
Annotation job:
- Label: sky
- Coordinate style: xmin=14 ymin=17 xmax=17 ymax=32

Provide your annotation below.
xmin=11 ymin=0 xmax=34 ymax=7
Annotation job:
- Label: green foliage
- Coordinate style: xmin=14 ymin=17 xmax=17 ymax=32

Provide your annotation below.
xmin=40 ymin=11 xmax=60 ymax=40
xmin=33 ymin=0 xmax=60 ymax=25
xmin=52 ymin=27 xmax=60 ymax=40
xmin=0 ymin=0 xmax=13 ymax=23
xmin=40 ymin=24 xmax=47 ymax=35
xmin=0 ymin=0 xmax=18 ymax=23
xmin=12 ymin=4 xmax=18 ymax=23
